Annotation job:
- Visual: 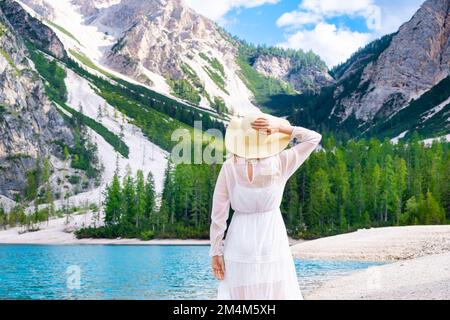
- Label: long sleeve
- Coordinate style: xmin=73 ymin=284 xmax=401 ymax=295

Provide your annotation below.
xmin=279 ymin=126 xmax=322 ymax=180
xmin=209 ymin=165 xmax=231 ymax=257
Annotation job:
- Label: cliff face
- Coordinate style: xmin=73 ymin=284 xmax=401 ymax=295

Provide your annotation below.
xmin=0 ymin=8 xmax=73 ymax=198
xmin=333 ymin=0 xmax=450 ymax=122
xmin=0 ymin=0 xmax=66 ymax=59
xmin=252 ymin=54 xmax=333 ymax=93
xmin=102 ymin=0 xmax=234 ymax=78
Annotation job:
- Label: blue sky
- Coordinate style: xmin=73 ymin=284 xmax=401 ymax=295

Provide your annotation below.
xmin=185 ymin=0 xmax=425 ymax=68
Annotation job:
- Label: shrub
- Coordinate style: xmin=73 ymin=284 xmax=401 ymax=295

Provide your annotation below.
xmin=68 ymin=175 xmax=81 ymax=185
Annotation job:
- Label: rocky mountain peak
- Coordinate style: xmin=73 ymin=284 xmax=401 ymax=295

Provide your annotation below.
xmin=331 ymin=0 xmax=450 ymax=122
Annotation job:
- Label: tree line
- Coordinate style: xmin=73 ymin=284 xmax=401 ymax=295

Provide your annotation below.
xmin=75 ymin=170 xmax=157 ymax=240
xmin=78 ymin=132 xmax=449 ymax=240
xmin=281 ymin=133 xmax=448 ymax=238
xmin=2 ymin=131 xmax=448 ymax=240
xmin=154 ymin=132 xmax=450 ymax=239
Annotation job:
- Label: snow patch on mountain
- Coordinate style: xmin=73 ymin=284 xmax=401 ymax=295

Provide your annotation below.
xmin=390 ymin=131 xmax=409 ymax=144
xmin=421 ymin=96 xmax=450 ymax=122
xmin=94 ymin=0 xmax=122 ymax=9
xmin=0 ymin=195 xmax=16 ymax=213
xmin=64 ymin=68 xmax=169 ymax=195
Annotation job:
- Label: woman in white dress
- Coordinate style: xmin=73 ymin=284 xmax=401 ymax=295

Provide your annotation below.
xmin=209 ymin=112 xmax=322 ymax=300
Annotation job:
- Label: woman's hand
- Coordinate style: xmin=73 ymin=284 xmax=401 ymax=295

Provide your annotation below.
xmin=251 ymin=117 xmax=279 ymax=135
xmin=211 ymin=255 xmax=225 ymax=280
xmin=251 ymin=117 xmax=293 ymax=135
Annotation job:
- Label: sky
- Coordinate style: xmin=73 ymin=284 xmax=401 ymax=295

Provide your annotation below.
xmin=184 ymin=0 xmax=425 ymax=68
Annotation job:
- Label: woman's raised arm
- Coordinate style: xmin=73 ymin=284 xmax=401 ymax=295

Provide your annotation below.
xmin=250 ymin=118 xmax=322 ymax=180
xmin=278 ymin=125 xmax=322 ymax=180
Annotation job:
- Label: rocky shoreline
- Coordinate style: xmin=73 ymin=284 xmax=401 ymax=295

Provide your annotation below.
xmin=292 ymin=226 xmax=450 ymax=300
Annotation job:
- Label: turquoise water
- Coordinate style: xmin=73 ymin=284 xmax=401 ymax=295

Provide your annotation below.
xmin=0 ymin=245 xmax=383 ymax=299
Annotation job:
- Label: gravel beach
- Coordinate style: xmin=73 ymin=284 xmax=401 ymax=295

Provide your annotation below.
xmin=291 ymin=226 xmax=450 ymax=300
xmin=291 ymin=226 xmax=450 ymax=262
xmin=306 ymin=252 xmax=450 ymax=300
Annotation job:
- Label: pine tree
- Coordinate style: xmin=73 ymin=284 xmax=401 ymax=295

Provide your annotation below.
xmin=394 ymin=157 xmax=407 ymax=225
xmin=441 ymin=152 xmax=450 ymax=219
xmin=380 ymin=155 xmax=397 ymax=223
xmin=403 ymin=196 xmax=419 ymax=225
xmin=429 ymin=142 xmax=443 ymax=203
xmin=339 ymin=209 xmax=348 ymax=232
xmin=96 ymin=104 xmax=103 ymax=123
xmin=409 ymin=133 xmax=424 ymax=198
xmin=42 ymin=157 xmax=54 ymax=220
xmin=25 ymin=170 xmax=38 ymax=201
xmin=104 ymin=174 xmax=122 ymax=226
xmin=191 ymin=174 xmax=202 ymax=228
xmin=144 ymin=172 xmax=156 ymax=228
xmin=160 ymin=160 xmax=174 ymax=228
xmin=421 ymin=191 xmax=446 ymax=225
xmin=135 ymin=170 xmax=146 ymax=228
xmin=307 ymin=169 xmax=332 ymax=233
xmin=174 ymin=165 xmax=194 ymax=224
xmin=350 ymin=162 xmax=365 ymax=228
xmin=333 ymin=149 xmax=350 ymax=228
xmin=122 ymin=175 xmax=137 ymax=227
xmin=367 ymin=164 xmax=381 ymax=224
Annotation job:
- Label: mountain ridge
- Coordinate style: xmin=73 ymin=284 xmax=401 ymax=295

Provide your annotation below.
xmin=287 ymin=0 xmax=450 ymax=140
xmin=17 ymin=0 xmax=330 ymax=115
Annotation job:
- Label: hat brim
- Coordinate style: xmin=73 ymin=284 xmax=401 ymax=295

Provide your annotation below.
xmin=225 ymin=116 xmax=291 ymax=159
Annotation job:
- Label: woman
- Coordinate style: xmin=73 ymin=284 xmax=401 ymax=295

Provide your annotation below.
xmin=209 ymin=112 xmax=322 ymax=300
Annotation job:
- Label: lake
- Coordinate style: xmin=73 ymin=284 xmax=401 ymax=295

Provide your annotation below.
xmin=0 ymin=245 xmax=383 ymax=299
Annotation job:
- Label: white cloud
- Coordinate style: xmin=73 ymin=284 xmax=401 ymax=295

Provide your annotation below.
xmin=277 ymin=11 xmax=322 ymax=28
xmin=275 ymin=0 xmax=423 ymax=67
xmin=184 ymin=0 xmax=280 ymax=23
xmin=277 ymin=0 xmax=382 ymax=32
xmin=279 ymin=22 xmax=371 ymax=67
xmin=300 ymin=0 xmax=375 ymax=16
xmin=376 ymin=0 xmax=424 ymax=35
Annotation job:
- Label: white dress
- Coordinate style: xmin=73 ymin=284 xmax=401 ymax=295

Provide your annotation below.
xmin=209 ymin=126 xmax=322 ymax=300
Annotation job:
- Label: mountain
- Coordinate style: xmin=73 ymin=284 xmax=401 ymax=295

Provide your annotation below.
xmin=16 ymin=0 xmax=329 ymax=115
xmin=0 ymin=4 xmax=75 ymax=200
xmin=0 ymin=0 xmax=449 ymax=244
xmin=242 ymin=44 xmax=333 ymax=93
xmin=2 ymin=0 xmax=449 ymax=206
xmin=1 ymin=0 xmax=171 ymax=208
xmin=0 ymin=0 xmax=331 ymax=210
xmin=288 ymin=0 xmax=450 ymax=140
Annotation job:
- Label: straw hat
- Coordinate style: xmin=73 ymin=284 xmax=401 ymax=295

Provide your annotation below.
xmin=225 ymin=112 xmax=291 ymax=159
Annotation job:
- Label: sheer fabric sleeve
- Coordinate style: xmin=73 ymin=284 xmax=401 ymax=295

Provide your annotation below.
xmin=279 ymin=126 xmax=322 ymax=180
xmin=209 ymin=164 xmax=231 ymax=257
